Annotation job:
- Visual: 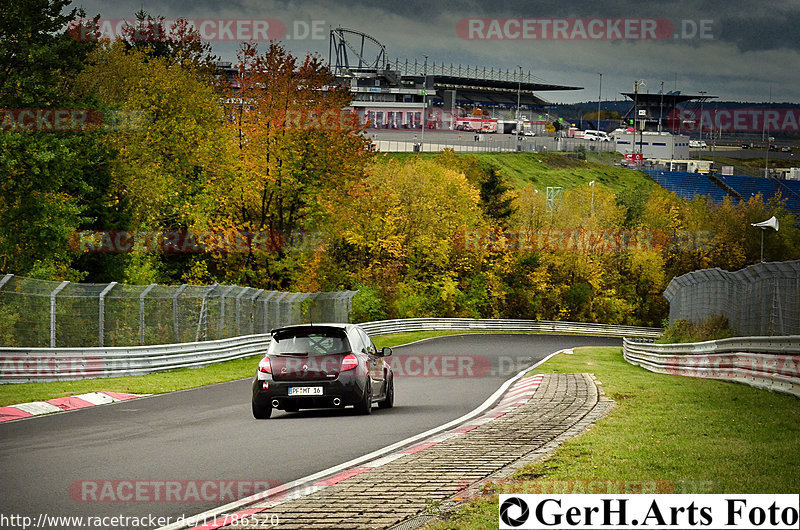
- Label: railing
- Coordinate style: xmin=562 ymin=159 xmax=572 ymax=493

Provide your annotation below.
xmin=371 ymin=137 xmax=616 ymax=154
xmin=359 ymin=318 xmax=661 ymax=338
xmin=390 ymin=58 xmax=546 ymax=84
xmin=623 ymin=336 xmax=800 ymax=398
xmin=0 ymin=318 xmax=662 ymax=383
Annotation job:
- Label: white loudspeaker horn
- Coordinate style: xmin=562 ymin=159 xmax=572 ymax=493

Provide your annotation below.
xmin=751 ymin=216 xmax=779 ymax=231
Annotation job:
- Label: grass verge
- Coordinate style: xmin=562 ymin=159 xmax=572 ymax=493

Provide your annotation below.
xmin=383 ymin=151 xmax=652 ymax=193
xmin=425 ymin=346 xmax=800 ymax=529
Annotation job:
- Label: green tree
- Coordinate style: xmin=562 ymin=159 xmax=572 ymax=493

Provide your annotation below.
xmin=479 ymin=168 xmax=515 ymax=227
xmin=0 ymin=0 xmax=101 ymax=278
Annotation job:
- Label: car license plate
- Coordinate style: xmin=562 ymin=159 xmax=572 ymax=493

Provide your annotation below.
xmin=288 ymin=387 xmax=323 ymax=396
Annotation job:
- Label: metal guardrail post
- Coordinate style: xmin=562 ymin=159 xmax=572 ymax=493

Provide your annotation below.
xmin=172 ymin=284 xmax=188 ymax=343
xmin=219 ymin=285 xmax=237 ymax=338
xmin=139 ymin=284 xmax=157 ymax=345
xmin=98 ymin=282 xmax=118 ymax=347
xmin=49 ymin=281 xmax=69 ymax=348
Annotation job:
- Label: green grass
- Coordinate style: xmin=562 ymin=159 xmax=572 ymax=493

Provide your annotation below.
xmin=426 ymin=346 xmax=800 ymax=529
xmin=383 ymin=151 xmax=654 ymax=193
xmin=0 ymin=330 xmax=545 ymax=406
xmin=0 ymin=355 xmax=262 ymax=407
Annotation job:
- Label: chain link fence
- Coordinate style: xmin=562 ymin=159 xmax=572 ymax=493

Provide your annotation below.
xmin=0 ymin=274 xmax=356 ymax=348
xmin=663 ymin=260 xmax=800 ymax=336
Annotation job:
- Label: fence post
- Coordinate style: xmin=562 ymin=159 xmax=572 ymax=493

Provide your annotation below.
xmin=0 ymin=274 xmax=13 ymax=290
xmin=260 ymin=291 xmax=278 ymax=333
xmin=249 ymin=289 xmax=263 ymax=335
xmin=49 ymin=281 xmax=70 ymax=348
xmin=172 ymin=284 xmax=188 ymax=343
xmin=219 ymin=285 xmax=237 ymax=338
xmin=139 ymin=284 xmax=156 ymax=345
xmin=196 ymin=283 xmax=218 ymax=342
xmin=235 ymin=287 xmax=249 ymax=336
xmin=285 ymin=293 xmax=303 ymax=325
xmin=272 ymin=292 xmax=289 ymax=328
xmin=98 ymin=282 xmax=117 ymax=347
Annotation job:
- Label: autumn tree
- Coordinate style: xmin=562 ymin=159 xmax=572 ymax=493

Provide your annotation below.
xmin=73 ymin=41 xmax=236 ymax=282
xmin=202 ymin=42 xmax=373 ymax=288
xmin=320 ymin=158 xmax=485 ymax=317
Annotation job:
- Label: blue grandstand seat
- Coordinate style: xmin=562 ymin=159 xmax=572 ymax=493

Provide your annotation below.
xmin=643 ymin=170 xmax=730 ymax=202
xmin=643 ymin=170 xmax=800 ymax=216
xmin=718 ymin=175 xmax=800 ymax=215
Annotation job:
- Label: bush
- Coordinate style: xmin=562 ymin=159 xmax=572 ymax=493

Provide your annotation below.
xmin=350 ymin=285 xmax=388 ymax=323
xmin=659 ymin=314 xmax=735 ymax=343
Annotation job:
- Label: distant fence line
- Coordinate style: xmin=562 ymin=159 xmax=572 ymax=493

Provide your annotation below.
xmin=0 ymin=318 xmax=662 ymax=383
xmin=0 ymin=274 xmax=356 ymax=348
xmin=370 ymin=137 xmax=616 ymax=154
xmin=663 ymin=260 xmax=800 ymax=336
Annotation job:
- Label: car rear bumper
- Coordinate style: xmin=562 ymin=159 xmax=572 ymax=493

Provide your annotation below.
xmin=252 ymin=374 xmax=367 ymax=410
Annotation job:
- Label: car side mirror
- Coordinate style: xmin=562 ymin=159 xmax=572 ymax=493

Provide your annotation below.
xmin=380 ymin=347 xmax=393 ymax=357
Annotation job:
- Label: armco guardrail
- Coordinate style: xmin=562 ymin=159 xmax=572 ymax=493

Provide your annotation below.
xmin=0 ymin=318 xmax=661 ymax=383
xmin=624 ymin=336 xmax=800 ymax=398
xmin=358 ymin=318 xmax=661 ymax=338
xmin=0 ymin=334 xmax=271 ymax=383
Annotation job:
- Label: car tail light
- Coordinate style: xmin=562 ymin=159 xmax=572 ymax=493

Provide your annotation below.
xmin=258 ymin=356 xmax=272 ymax=374
xmin=341 ymin=354 xmax=359 ymax=371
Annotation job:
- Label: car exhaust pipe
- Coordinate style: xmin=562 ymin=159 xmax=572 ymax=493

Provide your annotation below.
xmin=332 ymin=398 xmax=341 ymax=406
xmin=271 ymin=399 xmax=280 ymax=408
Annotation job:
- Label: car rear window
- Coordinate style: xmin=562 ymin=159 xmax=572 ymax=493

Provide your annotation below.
xmin=269 ymin=328 xmax=350 ymax=356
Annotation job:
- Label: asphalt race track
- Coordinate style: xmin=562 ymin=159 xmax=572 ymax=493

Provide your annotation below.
xmin=0 ymin=334 xmax=620 ymax=529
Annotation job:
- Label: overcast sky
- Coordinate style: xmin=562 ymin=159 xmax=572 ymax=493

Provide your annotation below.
xmin=70 ymin=0 xmax=800 ymax=104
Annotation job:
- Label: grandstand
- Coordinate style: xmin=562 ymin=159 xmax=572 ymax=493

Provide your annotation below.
xmin=646 ymin=170 xmax=729 ymax=201
xmin=643 ymin=170 xmax=800 ymax=216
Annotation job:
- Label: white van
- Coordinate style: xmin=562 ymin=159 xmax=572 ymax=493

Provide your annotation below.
xmin=583 ymin=130 xmax=610 ymax=142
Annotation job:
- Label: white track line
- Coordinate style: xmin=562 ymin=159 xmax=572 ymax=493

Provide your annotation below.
xmin=158 ymin=347 xmax=570 ymax=530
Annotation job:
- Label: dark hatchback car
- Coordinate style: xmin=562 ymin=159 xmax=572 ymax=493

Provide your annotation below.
xmin=251 ymin=323 xmax=394 ymax=419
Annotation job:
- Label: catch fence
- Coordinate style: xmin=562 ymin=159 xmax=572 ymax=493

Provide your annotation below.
xmin=663 ymin=260 xmax=800 ymax=336
xmin=0 ymin=274 xmax=356 ymax=348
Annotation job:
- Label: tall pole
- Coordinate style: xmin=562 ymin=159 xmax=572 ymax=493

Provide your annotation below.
xmin=635 ymin=80 xmax=646 ymax=160
xmin=597 ymin=73 xmax=602 ymax=132
xmin=698 ymin=90 xmax=707 ymax=140
xmin=516 ymin=65 xmax=522 ymax=140
xmin=421 ymin=55 xmax=427 ymax=152
xmin=764 ymin=85 xmax=772 ymax=178
xmin=658 ymin=81 xmax=664 ymax=133
xmin=633 ymin=81 xmax=639 ymax=159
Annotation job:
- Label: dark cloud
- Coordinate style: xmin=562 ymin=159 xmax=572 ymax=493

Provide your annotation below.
xmin=72 ymin=0 xmax=800 ymax=101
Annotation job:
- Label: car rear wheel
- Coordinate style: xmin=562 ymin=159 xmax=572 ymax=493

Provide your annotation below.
xmin=252 ymin=400 xmax=272 ymax=419
xmin=354 ymin=380 xmax=372 ymax=415
xmin=378 ymin=377 xmax=394 ymax=409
